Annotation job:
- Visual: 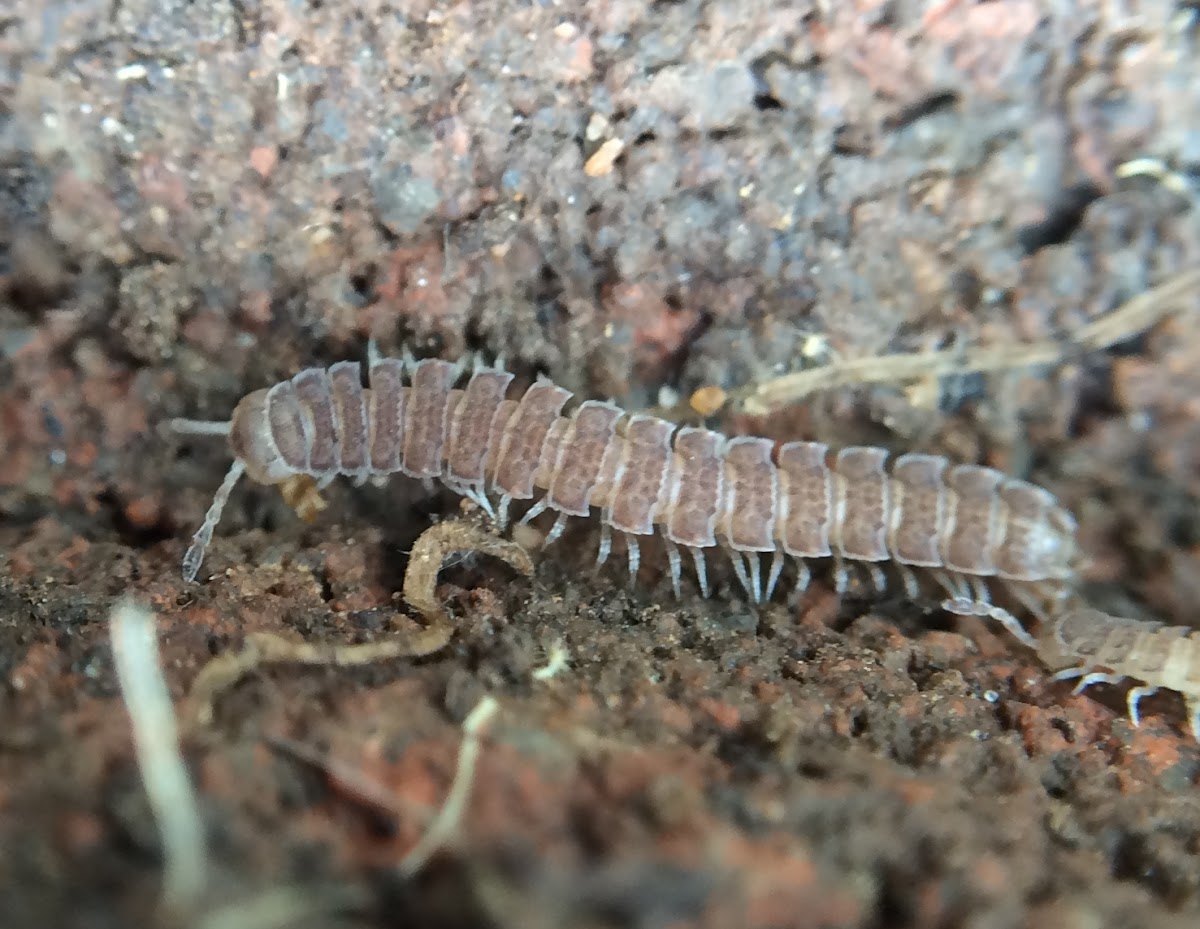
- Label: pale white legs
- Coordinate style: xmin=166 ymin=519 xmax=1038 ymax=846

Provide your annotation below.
xmin=766 ymin=550 xmax=785 ymax=601
xmin=665 ymin=540 xmax=683 ymax=599
xmin=519 ymin=498 xmax=549 ymax=526
xmin=1054 ymin=666 xmax=1163 ymax=730
xmin=544 ymin=512 xmax=569 ymax=547
xmin=729 ymin=550 xmax=754 ymax=601
xmin=596 ymin=520 xmax=612 ymax=566
xmin=692 ymin=547 xmax=710 ymax=598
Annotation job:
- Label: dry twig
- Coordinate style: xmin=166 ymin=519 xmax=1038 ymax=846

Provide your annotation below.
xmin=733 ymin=267 xmax=1200 ymax=414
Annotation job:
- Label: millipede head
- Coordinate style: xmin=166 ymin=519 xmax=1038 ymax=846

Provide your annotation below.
xmin=175 ymin=388 xmax=299 ymax=582
xmin=228 ymin=388 xmax=296 ymax=485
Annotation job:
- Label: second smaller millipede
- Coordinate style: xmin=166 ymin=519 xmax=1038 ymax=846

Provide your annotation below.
xmin=1049 ymin=606 xmax=1200 ymax=739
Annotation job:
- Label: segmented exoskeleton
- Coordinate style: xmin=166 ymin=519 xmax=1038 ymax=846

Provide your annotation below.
xmin=1050 ymin=606 xmax=1200 ymax=739
xmin=172 ymin=350 xmax=1083 ymax=647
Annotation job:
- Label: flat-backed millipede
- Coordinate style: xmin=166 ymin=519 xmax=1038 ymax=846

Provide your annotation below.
xmin=1049 ymin=606 xmax=1200 ymax=739
xmin=172 ymin=351 xmax=1083 ymax=647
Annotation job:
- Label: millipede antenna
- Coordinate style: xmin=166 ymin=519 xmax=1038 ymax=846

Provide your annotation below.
xmin=182 ymin=460 xmax=245 ymax=582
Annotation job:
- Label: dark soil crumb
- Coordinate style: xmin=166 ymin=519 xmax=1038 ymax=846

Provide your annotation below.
xmin=2 ymin=1 xmax=1199 ymax=927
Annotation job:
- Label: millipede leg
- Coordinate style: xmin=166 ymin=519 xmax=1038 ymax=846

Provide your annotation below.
xmin=1002 ymin=580 xmax=1050 ymax=625
xmin=596 ymin=521 xmax=612 ymax=566
xmin=795 ymin=559 xmax=811 ymax=592
xmin=934 ymin=571 xmax=970 ymax=602
xmin=766 ymin=550 xmax=784 ymax=601
xmin=969 ymin=575 xmax=991 ymax=604
xmin=899 ymin=566 xmax=920 ymax=600
xmin=1067 ymin=671 xmax=1126 ymax=695
xmin=544 ymin=512 xmax=569 ymax=548
xmin=520 ymin=498 xmax=549 ymax=526
xmin=497 ymin=495 xmax=512 ymax=529
xmin=1127 ymin=685 xmax=1159 ymax=727
xmin=450 ymin=481 xmax=496 ymax=519
xmin=730 ymin=550 xmax=753 ymax=598
xmin=833 ymin=558 xmax=848 ymax=594
xmin=626 ymin=535 xmax=640 ymax=586
xmin=691 ymin=547 xmax=710 ymax=598
xmin=665 ymin=539 xmax=682 ymax=599
xmin=868 ymin=564 xmax=887 ymax=594
xmin=747 ymin=553 xmax=763 ymax=604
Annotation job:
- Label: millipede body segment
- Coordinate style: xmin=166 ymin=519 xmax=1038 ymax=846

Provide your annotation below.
xmin=173 ymin=351 xmax=1085 ymax=648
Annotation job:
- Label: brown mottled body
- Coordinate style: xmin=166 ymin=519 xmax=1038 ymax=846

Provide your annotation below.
xmin=493 ymin=380 xmax=572 ymax=503
xmin=291 ymin=368 xmax=339 ymax=474
xmin=446 ymin=370 xmax=514 ymax=489
xmin=1051 ymin=607 xmax=1200 ymax=739
xmin=328 ymin=361 xmax=369 ymax=479
xmin=367 ymin=359 xmax=406 ymax=473
xmin=547 ymin=402 xmax=624 ymax=517
xmin=178 ymin=354 xmax=1080 ymax=648
xmin=402 ymin=360 xmax=459 ymax=479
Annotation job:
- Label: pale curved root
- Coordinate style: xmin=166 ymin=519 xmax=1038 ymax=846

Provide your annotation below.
xmin=188 ymin=520 xmax=534 ymax=725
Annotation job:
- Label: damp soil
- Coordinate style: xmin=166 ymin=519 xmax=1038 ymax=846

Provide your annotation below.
xmin=2 ymin=1 xmax=1200 ymax=927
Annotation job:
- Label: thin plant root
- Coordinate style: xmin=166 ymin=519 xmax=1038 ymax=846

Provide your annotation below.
xmin=732 ymin=266 xmax=1200 ymax=414
xmin=531 ymin=639 xmax=570 ymax=682
xmin=1073 ymin=265 xmax=1200 ymax=352
xmin=188 ymin=521 xmax=532 ymax=725
xmin=109 ymin=598 xmax=207 ymax=913
xmin=187 ymin=627 xmax=453 ymax=726
xmin=401 ymin=519 xmax=534 ymax=626
xmin=399 ymin=695 xmax=499 ymax=876
xmin=264 ymin=696 xmax=500 ymax=878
